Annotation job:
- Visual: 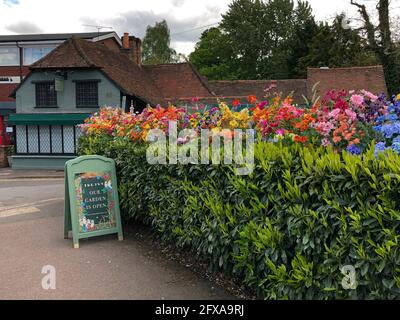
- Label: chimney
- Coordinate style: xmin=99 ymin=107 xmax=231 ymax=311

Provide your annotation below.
xmin=134 ymin=37 xmax=142 ymax=66
xmin=121 ymin=32 xmax=142 ymax=66
xmin=122 ymin=33 xmax=130 ymax=49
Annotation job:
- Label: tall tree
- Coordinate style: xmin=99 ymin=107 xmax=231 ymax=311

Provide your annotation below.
xmin=286 ymin=0 xmax=319 ymax=78
xmin=298 ymin=15 xmax=378 ymax=69
xmin=189 ymin=27 xmax=238 ymax=80
xmin=191 ymin=0 xmax=320 ymax=80
xmin=142 ymin=20 xmax=177 ymax=65
xmin=351 ymin=0 xmax=400 ymax=95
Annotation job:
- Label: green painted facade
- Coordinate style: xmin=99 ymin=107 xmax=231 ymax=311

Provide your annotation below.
xmin=12 ymin=69 xmax=123 ymax=170
xmin=12 ymin=155 xmax=75 ymax=170
xmin=15 ymin=69 xmax=121 ymax=113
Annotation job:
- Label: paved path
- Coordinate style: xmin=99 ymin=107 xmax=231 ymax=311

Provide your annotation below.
xmin=0 ymin=172 xmax=233 ymax=300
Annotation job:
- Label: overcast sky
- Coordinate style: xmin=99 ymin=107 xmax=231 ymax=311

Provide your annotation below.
xmin=0 ymin=0 xmax=399 ymax=55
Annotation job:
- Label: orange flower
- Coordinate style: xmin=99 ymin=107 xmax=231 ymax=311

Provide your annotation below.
xmin=294 ymin=135 xmax=307 ymax=143
xmin=247 ymin=95 xmax=257 ymax=104
xmin=333 ymin=136 xmax=342 ymax=143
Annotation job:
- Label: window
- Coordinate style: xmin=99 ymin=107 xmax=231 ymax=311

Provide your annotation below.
xmin=35 ymin=82 xmax=57 ymax=108
xmin=23 ymin=46 xmax=56 ymax=65
xmin=0 ymin=47 xmax=19 ymax=66
xmin=75 ymin=81 xmax=99 ymax=107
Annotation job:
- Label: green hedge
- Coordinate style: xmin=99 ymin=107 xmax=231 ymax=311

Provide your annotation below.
xmin=79 ymin=135 xmax=400 ymax=299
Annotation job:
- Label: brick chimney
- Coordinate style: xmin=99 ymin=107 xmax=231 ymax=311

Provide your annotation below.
xmin=122 ymin=32 xmax=130 ymax=49
xmin=121 ymin=32 xmax=142 ymax=66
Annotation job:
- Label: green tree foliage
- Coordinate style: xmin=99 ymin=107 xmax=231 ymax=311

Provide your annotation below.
xmin=190 ymin=0 xmax=384 ymax=81
xmin=142 ymin=20 xmax=177 ymax=65
xmin=189 ymin=28 xmax=238 ymax=80
xmin=298 ymin=15 xmax=378 ymax=70
xmin=286 ymin=0 xmax=319 ymax=78
xmin=351 ymin=0 xmax=400 ymax=95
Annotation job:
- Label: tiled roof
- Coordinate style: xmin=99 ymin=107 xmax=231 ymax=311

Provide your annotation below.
xmin=143 ymin=63 xmax=215 ymax=103
xmin=30 ymin=37 xmax=162 ymax=104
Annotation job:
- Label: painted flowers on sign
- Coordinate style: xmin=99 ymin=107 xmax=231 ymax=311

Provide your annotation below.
xmin=74 ymin=172 xmax=116 ymax=233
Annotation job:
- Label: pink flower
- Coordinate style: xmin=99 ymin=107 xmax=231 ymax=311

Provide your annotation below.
xmin=328 ymin=109 xmax=341 ymax=120
xmin=361 ymin=90 xmax=378 ymax=102
xmin=322 ymin=138 xmax=331 ymax=147
xmin=345 ymin=109 xmax=357 ymax=121
xmin=276 ymin=128 xmax=285 ymax=136
xmin=350 ymin=94 xmax=364 ymax=106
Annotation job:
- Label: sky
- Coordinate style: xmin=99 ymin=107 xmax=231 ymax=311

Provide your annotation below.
xmin=0 ymin=0 xmax=399 ymax=55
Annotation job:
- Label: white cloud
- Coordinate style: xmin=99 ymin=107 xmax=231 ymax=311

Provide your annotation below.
xmin=0 ymin=0 xmax=398 ymax=54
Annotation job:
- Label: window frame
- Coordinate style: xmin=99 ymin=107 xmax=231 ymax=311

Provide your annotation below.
xmin=33 ymin=80 xmax=58 ymax=108
xmin=74 ymin=80 xmax=100 ymax=108
xmin=0 ymin=46 xmax=20 ymax=66
xmin=23 ymin=45 xmax=57 ymax=66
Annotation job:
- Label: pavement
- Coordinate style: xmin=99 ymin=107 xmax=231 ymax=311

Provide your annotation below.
xmin=0 ymin=169 xmax=233 ymax=300
xmin=0 ymin=168 xmax=64 ymax=180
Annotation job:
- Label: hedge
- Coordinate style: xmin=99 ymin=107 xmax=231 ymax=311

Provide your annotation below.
xmin=78 ymin=134 xmax=400 ymax=299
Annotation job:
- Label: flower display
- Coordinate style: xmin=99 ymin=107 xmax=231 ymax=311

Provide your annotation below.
xmin=80 ymin=91 xmax=400 ymax=155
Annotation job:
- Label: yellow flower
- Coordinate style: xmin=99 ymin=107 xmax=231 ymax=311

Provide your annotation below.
xmin=229 ymin=120 xmax=239 ymax=128
xmin=396 ymin=93 xmax=400 ymax=101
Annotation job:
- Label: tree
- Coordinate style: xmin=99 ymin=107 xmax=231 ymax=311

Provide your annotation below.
xmin=351 ymin=0 xmax=400 ymax=95
xmin=189 ymin=28 xmax=238 ymax=80
xmin=142 ymin=20 xmax=177 ymax=65
xmin=190 ymin=0 xmax=320 ymax=80
xmin=298 ymin=15 xmax=378 ymax=70
xmin=286 ymin=0 xmax=319 ymax=78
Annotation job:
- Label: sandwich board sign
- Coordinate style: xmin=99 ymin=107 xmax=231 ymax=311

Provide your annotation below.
xmin=64 ymin=155 xmax=123 ymax=248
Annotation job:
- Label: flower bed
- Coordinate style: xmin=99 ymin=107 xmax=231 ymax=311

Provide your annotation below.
xmin=80 ymin=91 xmax=400 ymax=156
xmin=78 ymin=90 xmax=400 ymax=299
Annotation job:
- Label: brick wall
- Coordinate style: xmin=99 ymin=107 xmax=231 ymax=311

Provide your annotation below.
xmin=0 ymin=66 xmax=30 ymax=101
xmin=209 ymin=79 xmax=307 ymax=104
xmin=98 ymin=37 xmax=122 ymax=53
xmin=0 ymin=145 xmax=9 ymax=168
xmin=307 ymin=66 xmax=387 ymax=98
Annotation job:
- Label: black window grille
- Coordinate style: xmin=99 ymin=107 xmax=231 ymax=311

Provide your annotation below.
xmin=35 ymin=82 xmax=57 ymax=107
xmin=76 ymin=81 xmax=99 ymax=107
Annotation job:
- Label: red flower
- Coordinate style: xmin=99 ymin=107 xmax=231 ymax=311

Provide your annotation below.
xmin=247 ymin=95 xmax=257 ymax=104
xmin=233 ymin=99 xmax=240 ymax=107
xmin=294 ymin=135 xmax=307 ymax=144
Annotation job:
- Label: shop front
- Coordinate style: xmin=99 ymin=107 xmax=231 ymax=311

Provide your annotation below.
xmin=8 ymin=113 xmax=89 ymax=169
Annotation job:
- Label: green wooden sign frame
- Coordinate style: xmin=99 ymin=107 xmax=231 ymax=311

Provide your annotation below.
xmin=64 ymin=155 xmax=123 ymax=248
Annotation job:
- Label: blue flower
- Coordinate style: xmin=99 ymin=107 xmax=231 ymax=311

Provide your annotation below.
xmin=346 ymin=144 xmax=361 ymax=155
xmin=392 ymin=142 xmax=400 ymax=154
xmin=387 ymin=114 xmax=398 ymax=121
xmin=373 ymin=125 xmax=382 ymax=132
xmin=381 ymin=122 xmax=400 ymax=138
xmin=377 ymin=116 xmax=386 ymax=123
xmin=374 ymin=142 xmax=387 ymax=157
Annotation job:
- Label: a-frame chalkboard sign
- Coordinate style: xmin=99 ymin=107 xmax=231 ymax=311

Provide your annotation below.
xmin=64 ymin=155 xmax=123 ymax=248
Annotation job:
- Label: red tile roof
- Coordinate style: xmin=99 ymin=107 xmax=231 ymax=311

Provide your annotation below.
xmin=143 ymin=63 xmax=215 ymax=103
xmin=30 ymin=37 xmax=162 ymax=104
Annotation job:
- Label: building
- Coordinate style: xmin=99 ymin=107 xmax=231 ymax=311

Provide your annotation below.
xmin=8 ymin=34 xmax=216 ymax=169
xmin=0 ymin=31 xmax=121 ymax=146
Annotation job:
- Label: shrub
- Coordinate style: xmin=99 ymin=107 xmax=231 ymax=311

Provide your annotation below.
xmin=79 ymin=134 xmax=400 ymax=300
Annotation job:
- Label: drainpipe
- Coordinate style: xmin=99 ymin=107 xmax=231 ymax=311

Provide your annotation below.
xmin=15 ymin=42 xmax=23 ymax=83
